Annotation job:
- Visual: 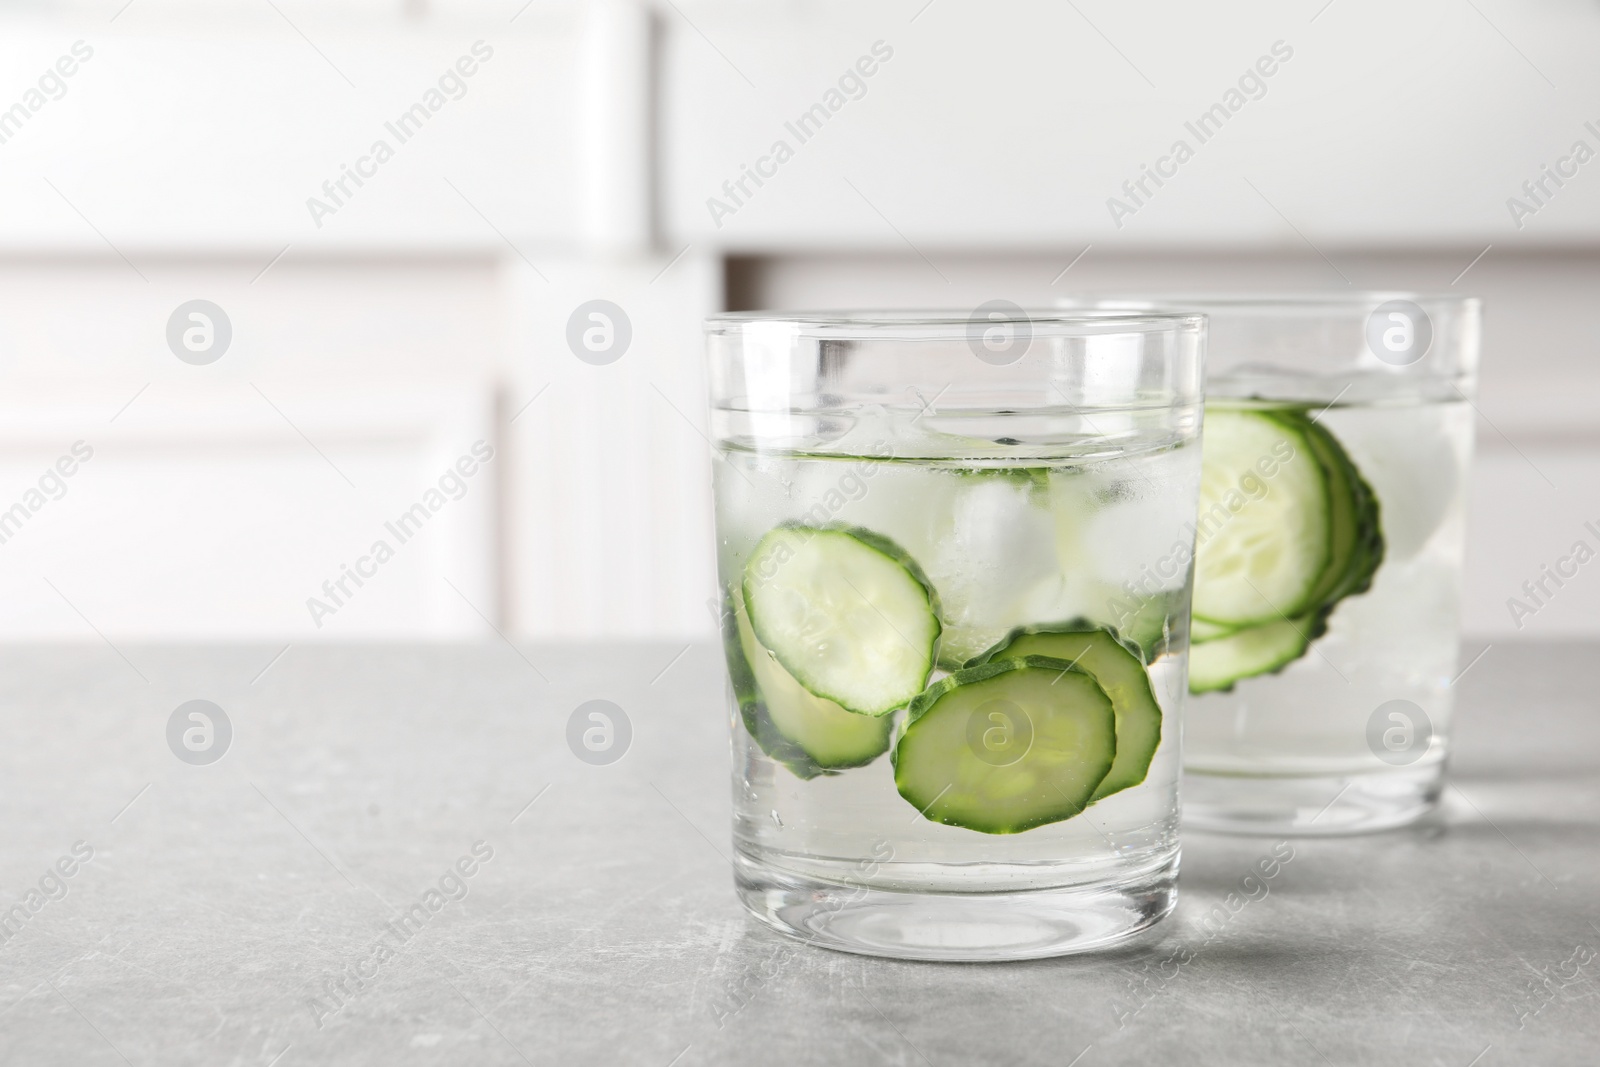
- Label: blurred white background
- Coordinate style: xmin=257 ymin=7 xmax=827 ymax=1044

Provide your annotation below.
xmin=0 ymin=0 xmax=1596 ymax=643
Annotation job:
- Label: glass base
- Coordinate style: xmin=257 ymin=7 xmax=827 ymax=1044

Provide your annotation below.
xmin=1183 ymin=763 xmax=1444 ymax=836
xmin=733 ymin=848 xmax=1178 ymax=962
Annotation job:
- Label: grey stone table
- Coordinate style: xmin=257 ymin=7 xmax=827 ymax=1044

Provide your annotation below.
xmin=0 ymin=642 xmax=1595 ymax=1066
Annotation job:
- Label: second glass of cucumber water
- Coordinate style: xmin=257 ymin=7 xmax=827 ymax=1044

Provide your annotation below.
xmin=1077 ymin=294 xmax=1480 ymax=834
xmin=706 ymin=309 xmax=1205 ymax=960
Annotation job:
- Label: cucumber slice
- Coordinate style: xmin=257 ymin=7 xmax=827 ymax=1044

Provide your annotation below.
xmin=720 ymin=590 xmax=762 ymax=710
xmin=721 ymin=588 xmax=826 ymax=780
xmin=893 ymin=656 xmax=1118 ymax=835
xmin=743 ymin=524 xmax=939 ymax=717
xmin=1193 ymin=410 xmax=1331 ymax=626
xmin=1188 ymin=407 xmax=1384 ymax=693
xmin=1187 ymin=613 xmax=1327 ymax=694
xmin=725 ymin=587 xmax=892 ymax=776
xmin=1190 ymin=617 xmax=1239 ymax=643
xmin=1298 ymin=416 xmax=1385 ymax=608
xmin=967 ymin=624 xmax=1162 ymax=800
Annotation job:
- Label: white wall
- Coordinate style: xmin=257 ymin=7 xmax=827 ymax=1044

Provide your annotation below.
xmin=0 ymin=0 xmax=1596 ymax=641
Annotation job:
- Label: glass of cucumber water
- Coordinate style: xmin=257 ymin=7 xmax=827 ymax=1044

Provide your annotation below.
xmin=1075 ymin=294 xmax=1480 ymax=834
xmin=705 ymin=309 xmax=1206 ymax=960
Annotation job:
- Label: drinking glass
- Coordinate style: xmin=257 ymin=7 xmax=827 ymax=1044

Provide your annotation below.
xmin=1071 ymin=294 xmax=1480 ymax=834
xmin=705 ymin=308 xmax=1205 ymax=959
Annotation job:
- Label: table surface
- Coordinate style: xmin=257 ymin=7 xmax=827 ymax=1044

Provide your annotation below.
xmin=0 ymin=641 xmax=1595 ymax=1066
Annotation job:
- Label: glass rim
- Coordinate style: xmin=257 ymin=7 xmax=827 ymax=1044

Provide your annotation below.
xmin=1059 ymin=291 xmax=1480 ymax=311
xmin=705 ymin=307 xmax=1206 ymax=337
